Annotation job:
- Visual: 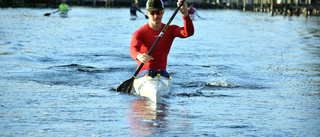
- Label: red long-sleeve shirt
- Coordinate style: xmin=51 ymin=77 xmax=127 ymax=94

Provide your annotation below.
xmin=130 ymin=15 xmax=194 ymax=73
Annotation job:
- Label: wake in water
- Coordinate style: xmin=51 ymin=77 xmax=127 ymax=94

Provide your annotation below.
xmin=206 ymin=77 xmax=240 ymax=88
xmin=171 ymin=76 xmax=241 ymax=98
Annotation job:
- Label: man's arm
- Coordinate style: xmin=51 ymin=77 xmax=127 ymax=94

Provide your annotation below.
xmin=172 ymin=15 xmax=194 ymax=38
xmin=53 ymin=8 xmax=60 ymax=13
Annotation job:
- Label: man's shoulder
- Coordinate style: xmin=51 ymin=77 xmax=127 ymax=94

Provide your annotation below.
xmin=141 ymin=23 xmax=150 ymax=29
xmin=135 ymin=23 xmax=149 ymax=32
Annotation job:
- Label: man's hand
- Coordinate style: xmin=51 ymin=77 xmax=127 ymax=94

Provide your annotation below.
xmin=137 ymin=53 xmax=153 ymax=63
xmin=177 ymin=0 xmax=188 ymax=16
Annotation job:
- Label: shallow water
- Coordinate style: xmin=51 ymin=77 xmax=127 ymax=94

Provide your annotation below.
xmin=0 ymin=7 xmax=319 ymax=136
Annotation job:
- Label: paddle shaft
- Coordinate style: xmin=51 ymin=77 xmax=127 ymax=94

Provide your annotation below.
xmin=132 ymin=0 xmax=185 ymax=77
xmin=138 ymin=10 xmax=149 ymax=19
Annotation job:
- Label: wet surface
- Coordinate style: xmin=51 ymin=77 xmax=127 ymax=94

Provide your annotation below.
xmin=0 ymin=7 xmax=320 ymax=136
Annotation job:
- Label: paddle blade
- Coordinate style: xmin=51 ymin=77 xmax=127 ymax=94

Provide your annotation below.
xmin=117 ymin=77 xmax=135 ymax=94
xmin=44 ymin=13 xmax=51 ymax=16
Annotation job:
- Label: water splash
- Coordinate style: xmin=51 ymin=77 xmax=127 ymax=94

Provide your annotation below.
xmin=206 ymin=77 xmax=240 ymax=88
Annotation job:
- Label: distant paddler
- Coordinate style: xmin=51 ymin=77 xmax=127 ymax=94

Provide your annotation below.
xmin=188 ymin=3 xmax=203 ymax=20
xmin=44 ymin=0 xmax=70 ymax=17
xmin=130 ymin=3 xmax=139 ymax=20
xmin=130 ymin=2 xmax=148 ymax=20
xmin=54 ymin=0 xmax=70 ymax=17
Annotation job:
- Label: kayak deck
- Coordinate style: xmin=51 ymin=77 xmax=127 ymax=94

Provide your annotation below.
xmin=59 ymin=13 xmax=68 ymax=18
xmin=133 ymin=74 xmax=171 ymax=103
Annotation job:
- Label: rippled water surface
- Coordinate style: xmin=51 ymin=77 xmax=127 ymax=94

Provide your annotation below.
xmin=1 ymin=7 xmax=320 ymax=136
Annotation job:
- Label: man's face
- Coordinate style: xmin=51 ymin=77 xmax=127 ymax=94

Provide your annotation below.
xmin=148 ymin=10 xmax=164 ymax=24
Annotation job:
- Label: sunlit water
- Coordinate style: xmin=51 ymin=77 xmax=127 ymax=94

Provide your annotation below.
xmin=0 ymin=7 xmax=319 ymax=136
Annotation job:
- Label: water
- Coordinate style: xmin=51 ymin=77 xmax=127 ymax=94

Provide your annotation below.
xmin=0 ymin=7 xmax=319 ymax=136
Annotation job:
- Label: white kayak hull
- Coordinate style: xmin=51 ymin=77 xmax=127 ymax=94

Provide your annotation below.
xmin=130 ymin=15 xmax=137 ymax=20
xmin=133 ymin=75 xmax=171 ymax=103
xmin=59 ymin=13 xmax=68 ymax=18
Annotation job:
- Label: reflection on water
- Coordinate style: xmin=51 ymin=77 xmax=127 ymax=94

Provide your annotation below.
xmin=128 ymin=99 xmax=167 ymax=136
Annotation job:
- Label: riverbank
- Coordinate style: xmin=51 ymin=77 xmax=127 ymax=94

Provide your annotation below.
xmin=1 ymin=0 xmax=319 ymax=16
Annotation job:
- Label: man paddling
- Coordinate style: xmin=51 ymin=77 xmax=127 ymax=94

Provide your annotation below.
xmin=53 ymin=0 xmax=70 ymax=15
xmin=130 ymin=3 xmax=139 ymax=17
xmin=188 ymin=3 xmax=203 ymax=20
xmin=130 ymin=2 xmax=149 ymax=19
xmin=130 ymin=0 xmax=194 ymax=79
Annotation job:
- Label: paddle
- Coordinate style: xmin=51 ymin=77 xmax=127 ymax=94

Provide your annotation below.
xmin=199 ymin=16 xmax=205 ymax=20
xmin=44 ymin=9 xmax=71 ymax=16
xmin=137 ymin=9 xmax=149 ymax=19
xmin=117 ymin=0 xmax=186 ymax=94
xmin=44 ymin=12 xmax=53 ymax=16
xmin=44 ymin=11 xmax=57 ymax=16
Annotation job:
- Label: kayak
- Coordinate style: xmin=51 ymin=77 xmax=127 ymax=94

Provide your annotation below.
xmin=130 ymin=15 xmax=137 ymax=20
xmin=59 ymin=13 xmax=68 ymax=18
xmin=133 ymin=74 xmax=171 ymax=103
xmin=190 ymin=14 xmax=194 ymax=20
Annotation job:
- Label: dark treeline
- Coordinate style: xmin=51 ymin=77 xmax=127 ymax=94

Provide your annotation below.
xmin=1 ymin=0 xmax=319 ymax=16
